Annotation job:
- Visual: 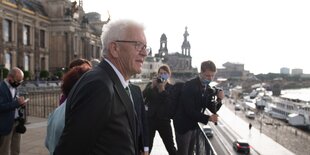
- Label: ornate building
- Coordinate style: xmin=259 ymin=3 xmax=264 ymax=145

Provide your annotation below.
xmin=0 ymin=0 xmax=108 ymax=79
xmin=154 ymin=27 xmax=197 ymax=81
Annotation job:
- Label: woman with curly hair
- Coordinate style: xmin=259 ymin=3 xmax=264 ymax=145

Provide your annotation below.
xmin=59 ymin=58 xmax=91 ymax=105
xmin=45 ymin=66 xmax=91 ymax=155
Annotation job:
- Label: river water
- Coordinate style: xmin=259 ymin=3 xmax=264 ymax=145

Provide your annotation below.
xmin=281 ymin=87 xmax=310 ymax=102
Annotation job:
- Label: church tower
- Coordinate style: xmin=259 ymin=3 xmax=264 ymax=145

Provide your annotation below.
xmin=181 ymin=27 xmax=191 ymax=56
xmin=79 ymin=0 xmax=83 ymax=7
xmin=151 ymin=27 xmax=197 ymax=81
xmin=158 ymin=33 xmax=168 ymax=58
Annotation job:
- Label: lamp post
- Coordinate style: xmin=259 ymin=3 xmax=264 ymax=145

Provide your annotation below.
xmin=259 ymin=112 xmax=265 ymax=133
xmin=274 ymin=123 xmax=281 ymax=142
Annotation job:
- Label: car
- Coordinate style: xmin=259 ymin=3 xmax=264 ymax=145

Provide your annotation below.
xmin=245 ymin=111 xmax=255 ymax=119
xmin=232 ymin=139 xmax=250 ymax=154
xmin=203 ymin=125 xmax=213 ymax=138
xmin=234 ymin=104 xmax=242 ymax=111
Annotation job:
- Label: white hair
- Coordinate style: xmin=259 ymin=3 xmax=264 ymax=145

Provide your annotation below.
xmin=101 ymin=19 xmax=145 ymax=56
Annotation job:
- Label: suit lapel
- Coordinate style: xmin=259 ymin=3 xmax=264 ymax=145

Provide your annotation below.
xmin=99 ymin=60 xmax=138 ymax=146
xmin=0 ymin=81 xmax=13 ymax=101
xmin=129 ymin=85 xmax=139 ymax=112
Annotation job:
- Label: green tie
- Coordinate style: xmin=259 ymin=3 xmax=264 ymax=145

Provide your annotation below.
xmin=125 ymin=86 xmax=131 ymax=99
xmin=125 ymin=87 xmax=133 ymax=102
xmin=125 ymin=86 xmax=137 ymax=114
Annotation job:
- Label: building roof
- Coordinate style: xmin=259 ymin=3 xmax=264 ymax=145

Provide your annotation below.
xmin=7 ymin=0 xmax=48 ymax=16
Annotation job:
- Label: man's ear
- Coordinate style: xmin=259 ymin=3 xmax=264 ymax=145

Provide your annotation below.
xmin=109 ymin=42 xmax=119 ymax=58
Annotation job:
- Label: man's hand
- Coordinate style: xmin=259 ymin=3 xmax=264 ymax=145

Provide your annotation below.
xmin=157 ymin=80 xmax=167 ymax=92
xmin=152 ymin=77 xmax=167 ymax=92
xmin=141 ymin=151 xmax=149 ymax=155
xmin=208 ymin=114 xmax=218 ymax=123
xmin=17 ymin=96 xmax=28 ymax=106
xmin=217 ymin=90 xmax=225 ymax=100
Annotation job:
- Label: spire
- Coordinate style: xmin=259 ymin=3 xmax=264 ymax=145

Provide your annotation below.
xmin=158 ymin=33 xmax=168 ymax=58
xmin=181 ymin=27 xmax=191 ymax=56
xmin=183 ymin=26 xmax=189 ymax=42
xmin=79 ymin=0 xmax=83 ymax=7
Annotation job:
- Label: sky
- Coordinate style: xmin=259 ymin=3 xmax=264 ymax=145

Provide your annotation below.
xmin=78 ymin=0 xmax=310 ymax=75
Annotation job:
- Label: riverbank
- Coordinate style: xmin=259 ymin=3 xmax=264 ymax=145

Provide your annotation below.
xmin=225 ymin=99 xmax=310 ymax=155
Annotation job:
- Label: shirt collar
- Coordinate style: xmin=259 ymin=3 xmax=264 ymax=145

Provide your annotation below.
xmin=104 ymin=58 xmax=129 ymax=88
xmin=4 ymin=79 xmax=16 ymax=97
xmin=4 ymin=79 xmax=13 ymax=89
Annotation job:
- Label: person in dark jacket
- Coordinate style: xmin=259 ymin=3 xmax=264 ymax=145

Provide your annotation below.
xmin=143 ymin=64 xmax=177 ymax=155
xmin=54 ymin=19 xmax=149 ymax=155
xmin=130 ymin=84 xmax=149 ymax=155
xmin=0 ymin=67 xmax=27 ymax=155
xmin=45 ymin=66 xmax=91 ymax=155
xmin=173 ymin=60 xmax=224 ymax=155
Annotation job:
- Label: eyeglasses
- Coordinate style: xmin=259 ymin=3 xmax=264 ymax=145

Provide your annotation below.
xmin=115 ymin=40 xmax=151 ymax=55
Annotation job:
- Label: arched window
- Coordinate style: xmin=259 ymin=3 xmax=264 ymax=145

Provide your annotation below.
xmin=3 ymin=19 xmax=12 ymax=42
xmin=41 ymin=57 xmax=46 ymax=70
xmin=23 ymin=25 xmax=30 ymax=45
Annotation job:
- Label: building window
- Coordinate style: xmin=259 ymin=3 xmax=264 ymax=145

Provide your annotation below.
xmin=5 ymin=52 xmax=12 ymax=70
xmin=41 ymin=57 xmax=46 ymax=70
xmin=74 ymin=36 xmax=77 ymax=54
xmin=23 ymin=25 xmax=30 ymax=45
xmin=91 ymin=45 xmax=94 ymax=58
xmin=3 ymin=19 xmax=12 ymax=42
xmin=40 ymin=30 xmax=45 ymax=48
xmin=96 ymin=46 xmax=101 ymax=58
xmin=24 ymin=55 xmax=30 ymax=71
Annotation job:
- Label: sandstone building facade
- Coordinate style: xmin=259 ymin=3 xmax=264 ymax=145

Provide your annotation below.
xmin=0 ymin=0 xmax=107 ymax=79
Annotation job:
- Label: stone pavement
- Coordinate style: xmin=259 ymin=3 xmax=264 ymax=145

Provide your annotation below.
xmin=21 ymin=116 xmax=168 ymax=155
xmin=21 ymin=117 xmax=49 ymax=155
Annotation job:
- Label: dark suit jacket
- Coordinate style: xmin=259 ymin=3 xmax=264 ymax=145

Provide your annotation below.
xmin=54 ymin=60 xmax=138 ymax=155
xmin=129 ymin=84 xmax=149 ymax=152
xmin=142 ymin=82 xmax=172 ymax=119
xmin=0 ymin=81 xmax=20 ymax=135
xmin=173 ymin=77 xmax=216 ymax=134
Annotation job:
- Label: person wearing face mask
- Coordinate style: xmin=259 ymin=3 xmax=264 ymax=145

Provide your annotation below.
xmin=143 ymin=64 xmax=177 ymax=155
xmin=173 ymin=60 xmax=224 ymax=155
xmin=0 ymin=67 xmax=27 ymax=155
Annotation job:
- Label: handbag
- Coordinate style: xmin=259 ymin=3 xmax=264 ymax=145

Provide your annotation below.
xmin=15 ymin=117 xmax=27 ymax=134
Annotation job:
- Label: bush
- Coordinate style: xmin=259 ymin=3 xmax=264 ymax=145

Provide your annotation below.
xmin=23 ymin=71 xmax=30 ymax=80
xmin=40 ymin=70 xmax=49 ymax=80
xmin=55 ymin=71 xmax=63 ymax=80
xmin=0 ymin=68 xmax=9 ymax=80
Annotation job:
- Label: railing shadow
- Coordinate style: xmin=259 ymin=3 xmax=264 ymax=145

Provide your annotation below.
xmin=194 ymin=125 xmax=217 ymax=155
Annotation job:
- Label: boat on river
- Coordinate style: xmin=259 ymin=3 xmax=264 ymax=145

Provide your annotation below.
xmin=264 ymin=96 xmax=310 ymax=128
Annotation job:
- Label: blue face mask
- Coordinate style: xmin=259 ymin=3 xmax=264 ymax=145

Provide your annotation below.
xmin=202 ymin=79 xmax=211 ymax=86
xmin=160 ymin=74 xmax=169 ymax=81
